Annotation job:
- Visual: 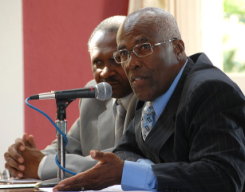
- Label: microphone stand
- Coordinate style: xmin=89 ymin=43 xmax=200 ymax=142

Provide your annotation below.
xmin=35 ymin=98 xmax=74 ymax=188
xmin=56 ymin=98 xmax=73 ymax=181
xmin=34 ymin=98 xmax=75 ymax=188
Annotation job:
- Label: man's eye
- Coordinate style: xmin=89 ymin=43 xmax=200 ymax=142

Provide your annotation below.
xmin=119 ymin=50 xmax=129 ymax=57
xmin=139 ymin=43 xmax=151 ymax=51
xmin=93 ymin=60 xmax=104 ymax=67
xmin=109 ymin=58 xmax=119 ymax=65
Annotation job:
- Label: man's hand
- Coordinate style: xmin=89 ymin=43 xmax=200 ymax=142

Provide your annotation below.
xmin=53 ymin=150 xmax=124 ymax=191
xmin=4 ymin=133 xmax=44 ymax=179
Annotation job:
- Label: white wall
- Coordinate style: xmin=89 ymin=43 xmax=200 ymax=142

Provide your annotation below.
xmin=0 ymin=0 xmax=23 ymax=171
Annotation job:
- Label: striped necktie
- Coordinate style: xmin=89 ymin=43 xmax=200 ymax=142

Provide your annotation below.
xmin=141 ymin=102 xmax=155 ymax=140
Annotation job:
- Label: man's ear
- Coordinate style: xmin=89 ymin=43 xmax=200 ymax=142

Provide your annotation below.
xmin=174 ymin=39 xmax=185 ymax=54
xmin=173 ymin=39 xmax=185 ymax=61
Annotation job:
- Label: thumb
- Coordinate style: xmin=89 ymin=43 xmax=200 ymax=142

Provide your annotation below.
xmin=26 ymin=135 xmax=36 ymax=148
xmin=90 ymin=150 xmax=116 ymax=163
xmin=23 ymin=134 xmax=36 ymax=148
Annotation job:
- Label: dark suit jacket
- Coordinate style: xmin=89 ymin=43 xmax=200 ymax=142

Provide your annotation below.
xmin=115 ymin=53 xmax=245 ymax=192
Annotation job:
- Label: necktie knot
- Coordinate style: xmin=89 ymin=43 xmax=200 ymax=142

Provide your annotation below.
xmin=143 ymin=102 xmax=154 ymax=115
xmin=141 ymin=102 xmax=155 ymax=140
xmin=116 ymin=100 xmax=125 ymax=114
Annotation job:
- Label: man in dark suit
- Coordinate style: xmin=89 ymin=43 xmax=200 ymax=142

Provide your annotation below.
xmin=54 ymin=7 xmax=245 ymax=192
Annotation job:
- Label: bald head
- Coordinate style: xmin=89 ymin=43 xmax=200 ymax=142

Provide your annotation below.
xmin=121 ymin=7 xmax=181 ymax=41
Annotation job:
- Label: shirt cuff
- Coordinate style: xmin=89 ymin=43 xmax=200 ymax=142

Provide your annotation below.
xmin=37 ymin=155 xmax=47 ymax=179
xmin=121 ymin=160 xmax=157 ymax=191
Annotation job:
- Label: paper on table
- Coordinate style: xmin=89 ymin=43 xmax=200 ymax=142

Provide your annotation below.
xmin=84 ymin=185 xmax=122 ymax=191
xmin=0 ymin=178 xmax=40 ymax=184
xmin=38 ymin=185 xmax=149 ymax=192
xmin=0 ymin=183 xmax=36 ymax=189
xmin=39 ymin=185 xmax=123 ymax=192
xmin=38 ymin=185 xmax=123 ymax=192
xmin=38 ymin=188 xmax=116 ymax=192
xmin=39 ymin=188 xmax=53 ymax=192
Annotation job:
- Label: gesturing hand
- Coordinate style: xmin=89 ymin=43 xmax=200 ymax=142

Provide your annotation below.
xmin=53 ymin=150 xmax=124 ymax=191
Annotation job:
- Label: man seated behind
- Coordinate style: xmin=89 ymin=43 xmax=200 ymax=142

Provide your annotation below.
xmin=4 ymin=15 xmax=137 ymax=180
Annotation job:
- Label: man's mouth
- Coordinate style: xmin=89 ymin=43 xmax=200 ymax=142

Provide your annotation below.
xmin=105 ymin=80 xmax=120 ymax=87
xmin=131 ymin=76 xmax=146 ymax=83
xmin=130 ymin=75 xmax=148 ymax=87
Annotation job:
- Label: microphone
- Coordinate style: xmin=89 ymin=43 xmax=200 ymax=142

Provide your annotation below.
xmin=29 ymin=82 xmax=112 ymax=101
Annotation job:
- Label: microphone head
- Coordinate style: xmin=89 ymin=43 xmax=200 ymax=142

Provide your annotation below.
xmin=95 ymin=82 xmax=112 ymax=101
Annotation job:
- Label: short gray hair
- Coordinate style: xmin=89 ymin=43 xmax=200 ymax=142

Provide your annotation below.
xmin=88 ymin=15 xmax=126 ymax=50
xmin=126 ymin=7 xmax=181 ymax=40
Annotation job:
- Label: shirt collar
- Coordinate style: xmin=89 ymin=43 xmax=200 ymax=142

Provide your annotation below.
xmin=113 ymin=92 xmax=133 ymax=111
xmin=152 ymin=60 xmax=187 ymax=120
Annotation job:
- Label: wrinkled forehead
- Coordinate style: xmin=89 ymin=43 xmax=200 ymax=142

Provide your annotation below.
xmin=89 ymin=30 xmax=117 ymax=51
xmin=117 ymin=14 xmax=159 ymax=49
xmin=117 ymin=24 xmax=154 ymax=49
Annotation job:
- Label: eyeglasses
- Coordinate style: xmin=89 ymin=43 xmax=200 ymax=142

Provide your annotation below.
xmin=113 ymin=38 xmax=177 ymax=65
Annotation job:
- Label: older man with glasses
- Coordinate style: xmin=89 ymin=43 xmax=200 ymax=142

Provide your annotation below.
xmin=54 ymin=7 xmax=245 ymax=192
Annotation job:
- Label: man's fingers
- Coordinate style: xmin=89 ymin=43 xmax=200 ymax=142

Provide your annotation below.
xmin=23 ymin=134 xmax=36 ymax=148
xmin=22 ymin=133 xmax=28 ymax=140
xmin=14 ymin=138 xmax=26 ymax=151
xmin=4 ymin=153 xmax=19 ymax=169
xmin=7 ymin=144 xmax=24 ymax=163
xmin=5 ymin=164 xmax=24 ymax=178
xmin=53 ymin=175 xmax=83 ymax=191
xmin=27 ymin=135 xmax=36 ymax=148
xmin=4 ymin=153 xmax=25 ymax=171
xmin=53 ymin=184 xmax=83 ymax=191
xmin=54 ymin=151 xmax=123 ymax=191
xmin=90 ymin=150 xmax=104 ymax=160
xmin=90 ymin=150 xmax=118 ymax=162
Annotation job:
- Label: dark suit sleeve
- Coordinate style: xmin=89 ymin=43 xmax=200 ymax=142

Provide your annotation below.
xmin=114 ymin=118 xmax=145 ymax=161
xmin=153 ymin=80 xmax=245 ymax=192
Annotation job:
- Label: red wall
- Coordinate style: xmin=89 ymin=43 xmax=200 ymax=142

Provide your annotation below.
xmin=23 ymin=0 xmax=128 ymax=149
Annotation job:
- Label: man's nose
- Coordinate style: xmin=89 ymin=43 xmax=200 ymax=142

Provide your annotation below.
xmin=100 ymin=65 xmax=114 ymax=78
xmin=125 ymin=54 xmax=141 ymax=71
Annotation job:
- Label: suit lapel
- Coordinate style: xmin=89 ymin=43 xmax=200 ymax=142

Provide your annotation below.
xmin=123 ymin=95 xmax=138 ymax=134
xmin=97 ymin=98 xmax=115 ymax=148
